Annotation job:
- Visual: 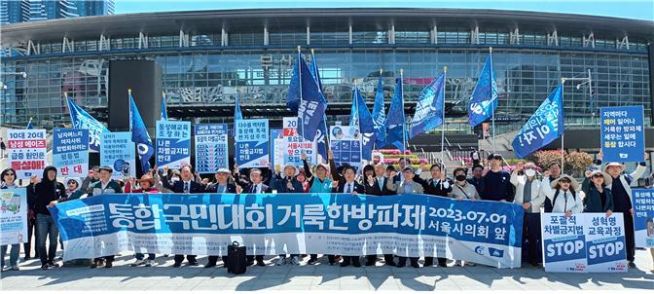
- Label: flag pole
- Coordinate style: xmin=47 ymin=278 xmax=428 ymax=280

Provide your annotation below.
xmin=560 ymin=78 xmax=565 ymax=172
xmin=441 ymin=66 xmax=447 ymax=167
xmin=400 ymin=68 xmax=407 ymax=157
xmin=489 ymin=46 xmax=496 ymax=153
xmin=313 ymin=48 xmax=331 ymax=151
xmin=356 ymin=86 xmax=364 ymax=170
xmin=297 ymin=46 xmax=305 ymax=141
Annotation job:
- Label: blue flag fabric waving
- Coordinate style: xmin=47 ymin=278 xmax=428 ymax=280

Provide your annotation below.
xmin=410 ymin=72 xmax=446 ymax=139
xmin=286 ymin=51 xmax=302 ymax=113
xmin=385 ymin=77 xmax=406 ymax=151
xmin=511 ymin=84 xmax=564 ymax=158
xmin=468 ymin=55 xmax=498 ymax=127
xmin=26 ymin=117 xmax=34 ymax=129
xmin=349 ymin=89 xmax=359 ymax=128
xmin=129 ymin=92 xmax=155 ymax=172
xmin=66 ymin=97 xmax=109 ymax=152
xmin=161 ymin=92 xmax=168 ymax=120
xmin=309 ymin=52 xmax=329 ymax=163
xmin=294 ymin=55 xmax=328 ymax=142
xmin=234 ymin=93 xmax=243 ymax=121
xmin=372 ymin=76 xmax=387 ymax=149
xmin=355 ymin=87 xmax=375 ymax=161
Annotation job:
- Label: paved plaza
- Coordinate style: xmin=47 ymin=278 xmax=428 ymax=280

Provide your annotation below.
xmin=1 ymin=250 xmax=653 ymax=291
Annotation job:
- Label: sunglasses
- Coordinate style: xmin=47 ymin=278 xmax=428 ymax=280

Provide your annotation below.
xmin=559 ymin=180 xmax=571 ymax=184
xmin=5 ymin=173 xmax=14 ymax=176
xmin=592 ymin=174 xmax=604 ymax=178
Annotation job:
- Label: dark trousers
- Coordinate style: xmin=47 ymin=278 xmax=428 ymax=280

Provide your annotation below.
xmin=135 ymin=253 xmax=155 ymax=261
xmin=341 ymin=256 xmax=360 ymax=265
xmin=24 ymin=217 xmax=37 ymax=258
xmin=94 ymin=256 xmax=114 ymax=263
xmin=246 ymin=255 xmax=264 ymax=263
xmin=310 ymin=254 xmax=317 ymax=260
xmin=207 ymin=255 xmax=227 ymax=265
xmin=398 ymin=256 xmax=419 ymax=266
xmin=366 ymin=254 xmax=394 ymax=264
xmin=424 ymin=257 xmax=447 ymax=266
xmin=36 ymin=214 xmax=58 ymax=266
xmin=523 ymin=212 xmax=542 ymax=264
xmin=624 ymin=213 xmax=635 ymax=262
xmin=174 ymin=254 xmax=196 ymax=264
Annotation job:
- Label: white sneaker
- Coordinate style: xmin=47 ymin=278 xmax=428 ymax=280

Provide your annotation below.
xmin=275 ymin=257 xmax=287 ymax=266
xmin=290 ymin=256 xmax=300 ymax=265
xmin=144 ymin=260 xmax=153 ymax=267
xmin=131 ymin=260 xmax=146 ymax=267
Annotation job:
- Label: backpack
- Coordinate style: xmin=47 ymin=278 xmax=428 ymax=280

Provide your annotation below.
xmin=544 ymin=189 xmax=576 ymax=213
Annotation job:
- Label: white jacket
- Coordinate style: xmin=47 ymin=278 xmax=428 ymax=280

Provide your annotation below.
xmin=545 ymin=188 xmax=585 ymax=214
xmin=510 ymin=172 xmax=545 ymax=213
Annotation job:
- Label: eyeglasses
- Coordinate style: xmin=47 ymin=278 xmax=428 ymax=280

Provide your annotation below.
xmin=559 ymin=180 xmax=571 ymax=184
xmin=592 ymin=174 xmax=604 ymax=178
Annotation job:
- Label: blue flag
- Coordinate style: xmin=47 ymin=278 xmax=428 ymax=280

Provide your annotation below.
xmin=372 ymin=76 xmax=386 ymax=149
xmin=161 ymin=92 xmax=168 ymax=120
xmin=349 ymin=89 xmax=359 ymax=127
xmin=309 ymin=52 xmax=328 ymax=163
xmin=286 ymin=51 xmax=302 ymax=113
xmin=355 ymin=87 xmax=375 ymax=161
xmin=385 ymin=77 xmax=406 ymax=151
xmin=468 ymin=55 xmax=498 ymax=127
xmin=410 ymin=72 xmax=446 ymax=138
xmin=511 ymin=84 xmax=564 ymax=158
xmin=294 ymin=55 xmax=327 ymax=142
xmin=67 ymin=97 xmax=109 ymax=152
xmin=26 ymin=117 xmax=33 ymax=129
xmin=129 ymin=92 xmax=154 ymax=172
xmin=234 ymin=93 xmax=243 ymax=121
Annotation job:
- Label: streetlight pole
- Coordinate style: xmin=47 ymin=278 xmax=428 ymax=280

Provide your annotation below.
xmin=560 ymin=69 xmax=593 ymax=172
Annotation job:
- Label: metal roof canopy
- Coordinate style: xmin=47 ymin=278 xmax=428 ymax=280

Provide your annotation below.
xmin=2 ymin=8 xmax=653 ymax=44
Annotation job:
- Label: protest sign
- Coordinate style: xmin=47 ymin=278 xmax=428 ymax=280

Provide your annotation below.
xmin=600 ymin=105 xmax=645 ymax=162
xmin=7 ymin=129 xmax=47 ymax=179
xmin=194 ymin=124 xmax=229 ymax=174
xmin=101 ymin=132 xmax=136 ymax=180
xmin=0 ymin=188 xmax=27 ymax=246
xmin=235 ymin=119 xmax=269 ymax=168
xmin=156 ymin=120 xmax=192 ymax=169
xmin=53 ymin=128 xmax=89 ymax=178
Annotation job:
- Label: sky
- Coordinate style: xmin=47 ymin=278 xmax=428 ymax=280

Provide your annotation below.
xmin=114 ymin=0 xmax=654 ymax=21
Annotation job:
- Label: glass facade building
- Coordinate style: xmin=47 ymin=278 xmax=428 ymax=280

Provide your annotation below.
xmin=1 ymin=8 xmax=653 ymax=134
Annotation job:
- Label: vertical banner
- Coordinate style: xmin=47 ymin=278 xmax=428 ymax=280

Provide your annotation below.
xmin=235 ymin=119 xmax=270 ymax=168
xmin=194 ymin=124 xmax=229 ymax=174
xmin=7 ymin=129 xmax=47 ymax=179
xmin=101 ymin=132 xmax=136 ymax=180
xmin=156 ymin=120 xmax=192 ymax=169
xmin=330 ymin=125 xmax=362 ymax=170
xmin=53 ymin=128 xmax=89 ymax=178
xmin=0 ymin=188 xmax=27 ymax=246
xmin=270 ymin=129 xmax=282 ymax=170
xmin=274 ymin=117 xmax=317 ymax=169
xmin=541 ymin=213 xmax=627 ymax=273
xmin=632 ymin=188 xmax=654 ymax=248
xmin=600 ymin=105 xmax=645 ymax=162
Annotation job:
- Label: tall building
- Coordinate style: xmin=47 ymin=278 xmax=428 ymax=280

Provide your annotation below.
xmin=1 ymin=0 xmax=113 ymax=24
xmin=0 ymin=0 xmax=30 ymax=24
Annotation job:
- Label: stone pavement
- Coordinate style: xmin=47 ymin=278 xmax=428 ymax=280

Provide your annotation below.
xmin=1 ymin=250 xmax=653 ymax=291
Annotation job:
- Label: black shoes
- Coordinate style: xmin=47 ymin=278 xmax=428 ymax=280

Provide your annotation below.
xmin=256 ymin=260 xmax=266 ymax=267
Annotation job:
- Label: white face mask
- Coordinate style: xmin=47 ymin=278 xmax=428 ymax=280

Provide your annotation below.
xmin=171 ymin=177 xmax=180 ymax=182
xmin=525 ymin=169 xmax=536 ymax=177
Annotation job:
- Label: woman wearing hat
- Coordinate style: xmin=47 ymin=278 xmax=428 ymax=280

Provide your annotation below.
xmin=545 ymin=174 xmax=584 ymax=216
xmin=123 ymin=174 xmax=159 ymax=267
xmin=583 ymin=170 xmax=614 ymax=216
xmin=510 ymin=161 xmax=544 ymax=267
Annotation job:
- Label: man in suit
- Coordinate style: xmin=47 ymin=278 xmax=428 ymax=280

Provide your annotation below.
xmin=413 ymin=163 xmax=451 ymax=268
xmin=241 ymin=168 xmax=270 ymax=266
xmin=162 ymin=164 xmax=205 ymax=267
xmin=363 ymin=163 xmax=397 ymax=266
xmin=271 ymin=163 xmax=304 ymax=265
xmin=205 ymin=168 xmax=239 ymax=268
xmin=388 ymin=167 xmax=423 ymax=268
xmin=331 ymin=165 xmax=365 ymax=267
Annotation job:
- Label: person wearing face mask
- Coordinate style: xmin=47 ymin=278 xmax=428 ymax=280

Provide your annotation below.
xmin=510 ymin=161 xmax=545 ymax=267
xmin=1 ymin=168 xmax=22 ymax=272
xmin=449 ymin=167 xmax=480 ymax=201
xmin=29 ymin=166 xmax=66 ymax=270
xmin=544 ymin=174 xmax=584 ymax=216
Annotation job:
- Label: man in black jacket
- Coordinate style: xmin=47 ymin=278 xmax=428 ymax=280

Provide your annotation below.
xmin=413 ymin=163 xmax=451 ymax=268
xmin=271 ymin=163 xmax=304 ymax=265
xmin=331 ymin=165 xmax=365 ymax=267
xmin=239 ymin=168 xmax=270 ymax=267
xmin=29 ymin=166 xmax=66 ymax=270
xmin=204 ymin=168 xmax=239 ymax=268
xmin=162 ymin=164 xmax=205 ymax=267
xmin=363 ymin=163 xmax=397 ymax=266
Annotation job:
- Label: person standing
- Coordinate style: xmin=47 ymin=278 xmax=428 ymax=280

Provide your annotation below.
xmin=0 ymin=137 xmax=6 ymax=158
xmin=331 ymin=165 xmax=364 ymax=267
xmin=125 ymin=173 xmax=160 ymax=267
xmin=467 ymin=165 xmax=485 ymax=195
xmin=388 ymin=167 xmax=423 ymax=268
xmin=88 ymin=166 xmax=123 ymax=268
xmin=544 ymin=175 xmax=584 ymax=216
xmin=510 ymin=162 xmax=545 ymax=267
xmin=1 ymin=168 xmax=22 ymax=271
xmin=480 ymin=154 xmax=514 ymax=202
xmin=271 ymin=163 xmax=304 ymax=266
xmin=413 ymin=163 xmax=451 ymax=268
xmin=239 ymin=168 xmax=271 ymax=267
xmin=303 ymin=154 xmax=333 ymax=265
xmin=162 ymin=164 xmax=205 ymax=267
xmin=363 ymin=163 xmax=397 ymax=267
xmin=604 ymin=161 xmax=647 ymax=268
xmin=29 ymin=166 xmax=66 ymax=270
xmin=203 ymin=168 xmax=238 ymax=268
xmin=583 ymin=170 xmax=614 ymax=216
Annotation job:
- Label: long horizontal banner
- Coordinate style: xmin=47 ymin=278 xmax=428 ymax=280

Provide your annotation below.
xmin=49 ymin=193 xmax=524 ymax=268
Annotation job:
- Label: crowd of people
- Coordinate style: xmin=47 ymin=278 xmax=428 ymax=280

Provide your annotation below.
xmin=1 ymin=150 xmax=654 ymax=272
